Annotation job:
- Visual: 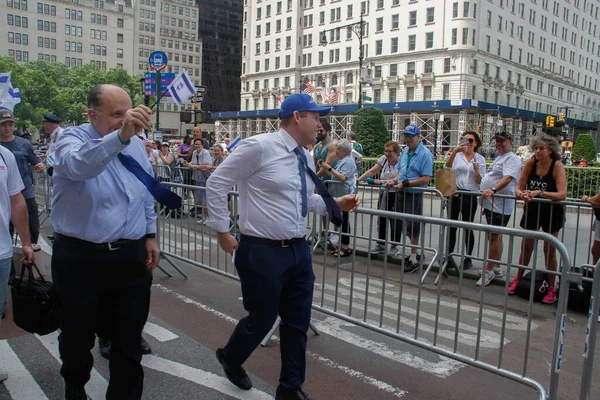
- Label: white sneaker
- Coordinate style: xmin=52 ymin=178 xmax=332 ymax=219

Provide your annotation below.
xmin=476 ymin=269 xmax=496 ymax=287
xmin=388 ymin=245 xmax=400 ymax=256
xmin=369 ymin=244 xmax=386 ymax=254
xmin=477 ymin=267 xmax=503 ymax=277
xmin=31 ymin=243 xmax=41 ymax=252
xmin=328 ymin=233 xmax=340 ymax=246
xmin=0 ymin=366 xmax=7 ymax=382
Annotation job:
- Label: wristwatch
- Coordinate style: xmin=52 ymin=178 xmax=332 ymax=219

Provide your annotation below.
xmin=491 ymin=187 xmax=498 ymax=193
xmin=402 ymin=179 xmax=410 ymax=188
xmin=145 ymin=233 xmax=156 ymax=239
xmin=328 ymin=167 xmax=333 ymax=172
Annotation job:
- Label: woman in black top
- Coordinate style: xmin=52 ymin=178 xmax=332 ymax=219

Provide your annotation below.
xmin=509 ymin=133 xmax=567 ymax=304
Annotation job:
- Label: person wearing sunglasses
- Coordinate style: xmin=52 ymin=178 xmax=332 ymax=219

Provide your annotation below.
xmin=444 ymin=131 xmax=486 ymax=270
xmin=394 ymin=124 xmax=434 ymax=272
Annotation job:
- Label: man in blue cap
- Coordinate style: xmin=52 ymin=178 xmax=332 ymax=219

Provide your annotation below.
xmin=43 ymin=113 xmax=63 ymax=176
xmin=393 ymin=123 xmax=433 ymax=270
xmin=206 ymin=93 xmax=359 ymax=400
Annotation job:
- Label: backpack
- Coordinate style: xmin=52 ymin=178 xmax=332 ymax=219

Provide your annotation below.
xmin=514 ymin=270 xmax=551 ymax=302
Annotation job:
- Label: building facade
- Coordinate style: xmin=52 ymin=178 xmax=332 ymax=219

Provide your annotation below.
xmin=196 ymin=0 xmax=243 ymax=113
xmin=1 ymin=0 xmax=135 ymax=71
xmin=239 ymin=0 xmax=600 ymax=124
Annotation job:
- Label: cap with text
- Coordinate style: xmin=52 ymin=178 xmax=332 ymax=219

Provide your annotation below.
xmin=279 ymin=93 xmax=330 ymax=119
xmin=494 ymin=131 xmax=513 ymax=141
xmin=0 ymin=109 xmax=15 ymax=124
xmin=403 ymin=123 xmax=421 ymax=136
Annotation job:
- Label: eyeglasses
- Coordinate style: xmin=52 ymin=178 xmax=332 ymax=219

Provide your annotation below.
xmin=404 ymin=134 xmax=417 ymax=139
xmin=463 ymin=138 xmax=475 ymax=143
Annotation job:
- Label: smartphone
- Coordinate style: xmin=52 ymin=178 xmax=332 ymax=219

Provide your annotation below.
xmin=459 ymin=136 xmax=468 ymax=145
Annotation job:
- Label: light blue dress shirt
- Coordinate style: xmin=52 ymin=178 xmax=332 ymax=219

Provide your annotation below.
xmin=51 ymin=124 xmax=157 ymax=243
xmin=397 ymin=141 xmax=433 ymax=192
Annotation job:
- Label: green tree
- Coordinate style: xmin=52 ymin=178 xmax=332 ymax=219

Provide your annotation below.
xmin=572 ymin=133 xmax=596 ymax=164
xmin=351 ymin=107 xmax=388 ymax=157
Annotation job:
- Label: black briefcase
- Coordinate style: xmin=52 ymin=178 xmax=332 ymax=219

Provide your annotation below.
xmin=11 ymin=262 xmax=60 ymax=335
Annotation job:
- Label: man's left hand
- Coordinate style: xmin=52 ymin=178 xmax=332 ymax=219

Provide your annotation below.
xmin=336 ymin=194 xmax=360 ymax=212
xmin=34 ymin=163 xmax=44 ymax=173
xmin=145 ymin=238 xmax=160 ymax=271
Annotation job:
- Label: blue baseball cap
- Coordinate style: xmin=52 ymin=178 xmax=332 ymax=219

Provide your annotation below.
xmin=279 ymin=94 xmax=331 ymax=119
xmin=404 ymin=124 xmax=421 ymax=135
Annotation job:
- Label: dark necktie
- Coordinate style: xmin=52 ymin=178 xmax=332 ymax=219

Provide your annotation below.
xmin=117 ymin=153 xmax=182 ymax=211
xmin=293 ymin=147 xmax=343 ymax=226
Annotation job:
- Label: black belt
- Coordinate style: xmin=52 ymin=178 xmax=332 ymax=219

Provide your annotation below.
xmin=54 ymin=233 xmax=142 ymax=252
xmin=241 ymin=234 xmax=305 ymax=248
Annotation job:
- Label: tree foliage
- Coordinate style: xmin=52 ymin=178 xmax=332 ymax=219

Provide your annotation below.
xmin=351 ymin=107 xmax=388 ymax=157
xmin=0 ymin=56 xmax=144 ymax=131
xmin=572 ymin=133 xmax=597 ymax=163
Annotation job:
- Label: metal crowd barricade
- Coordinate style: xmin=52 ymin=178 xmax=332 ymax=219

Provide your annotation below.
xmin=152 ymin=164 xmax=173 ymax=183
xmin=32 ymin=169 xmax=52 ymax=226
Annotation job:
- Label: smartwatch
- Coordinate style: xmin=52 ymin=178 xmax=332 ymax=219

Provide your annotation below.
xmin=402 ymin=179 xmax=410 ymax=188
xmin=145 ymin=233 xmax=156 ymax=239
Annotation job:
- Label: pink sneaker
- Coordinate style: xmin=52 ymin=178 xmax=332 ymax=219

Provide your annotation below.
xmin=507 ymin=278 xmax=519 ymax=294
xmin=542 ymin=286 xmax=557 ymax=304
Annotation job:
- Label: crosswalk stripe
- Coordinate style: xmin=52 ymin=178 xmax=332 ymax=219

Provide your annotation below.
xmin=142 ymin=355 xmax=273 ymax=400
xmin=35 ymin=332 xmax=108 ymax=400
xmin=143 ymin=322 xmax=179 ymax=342
xmin=0 ymin=340 xmax=48 ymax=400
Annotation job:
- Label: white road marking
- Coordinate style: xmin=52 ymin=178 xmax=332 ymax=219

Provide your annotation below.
xmin=314 ymin=317 xmax=463 ymax=378
xmin=142 ymin=355 xmax=272 ymax=400
xmin=153 ymin=284 xmax=407 ymax=397
xmin=0 ymin=340 xmax=48 ymax=400
xmin=38 ymin=236 xmax=53 ymax=255
xmin=143 ymin=322 xmax=179 ymax=342
xmin=35 ymin=332 xmax=108 ymax=400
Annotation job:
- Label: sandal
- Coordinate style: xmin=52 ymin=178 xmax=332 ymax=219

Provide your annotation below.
xmin=332 ymin=248 xmax=353 ymax=257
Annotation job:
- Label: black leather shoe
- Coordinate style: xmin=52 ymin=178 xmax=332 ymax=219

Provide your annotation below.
xmin=98 ymin=338 xmax=111 ymax=360
xmin=275 ymin=386 xmax=310 ymax=400
xmin=65 ymin=383 xmax=89 ymax=400
xmin=141 ymin=336 xmax=152 ymax=355
xmin=215 ymin=348 xmax=252 ymax=390
xmin=463 ymin=257 xmax=473 ymax=270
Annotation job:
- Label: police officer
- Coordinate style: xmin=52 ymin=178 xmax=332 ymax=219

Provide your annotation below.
xmin=43 ymin=113 xmax=63 ymax=176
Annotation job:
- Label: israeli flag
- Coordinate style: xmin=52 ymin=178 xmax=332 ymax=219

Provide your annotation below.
xmin=0 ymin=72 xmax=20 ymax=112
xmin=227 ymin=137 xmax=241 ymax=153
xmin=0 ymin=72 xmax=11 ymax=99
xmin=167 ymin=69 xmax=196 ymax=104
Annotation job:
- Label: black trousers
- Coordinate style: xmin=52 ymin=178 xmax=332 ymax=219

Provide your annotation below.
xmin=51 ymin=236 xmax=152 ymax=400
xmin=340 ymin=211 xmax=351 ymax=245
xmin=377 ymin=191 xmax=402 ymax=244
xmin=448 ymin=193 xmax=479 ymax=256
xmin=222 ymin=238 xmax=314 ymax=390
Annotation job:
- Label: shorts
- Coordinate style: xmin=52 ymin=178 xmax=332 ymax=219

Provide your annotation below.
xmin=395 ymin=192 xmax=423 ymax=238
xmin=594 ymin=220 xmax=600 ymax=242
xmin=519 ymin=204 xmax=565 ymax=233
xmin=483 ymin=208 xmax=511 ymax=227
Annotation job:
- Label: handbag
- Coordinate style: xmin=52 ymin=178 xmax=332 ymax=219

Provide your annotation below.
xmin=11 ymin=261 xmax=60 ymax=335
xmin=514 ymin=270 xmax=550 ymax=303
xmin=435 ymin=168 xmax=457 ymax=197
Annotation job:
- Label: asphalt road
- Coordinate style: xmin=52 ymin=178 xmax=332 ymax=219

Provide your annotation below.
xmin=0 ymin=221 xmax=598 ymax=399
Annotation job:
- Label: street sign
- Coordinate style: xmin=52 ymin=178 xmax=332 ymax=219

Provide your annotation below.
xmin=190 ymin=95 xmax=204 ymax=103
xmin=195 ymin=85 xmax=207 ymax=94
xmin=149 ymin=51 xmax=168 ymax=71
xmin=362 ymin=95 xmax=372 ymax=101
xmin=144 ymin=72 xmax=175 ymax=96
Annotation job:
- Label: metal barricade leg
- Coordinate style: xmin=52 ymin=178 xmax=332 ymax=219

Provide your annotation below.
xmin=579 ymin=263 xmax=600 ymax=400
xmin=261 ymin=317 xmax=320 ymax=347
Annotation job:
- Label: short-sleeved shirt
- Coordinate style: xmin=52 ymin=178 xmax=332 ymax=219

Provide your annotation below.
xmin=480 ymin=151 xmax=522 ymax=215
xmin=397 ymin=141 xmax=434 ymax=192
xmin=0 ymin=146 xmax=25 ymax=259
xmin=0 ymin=136 xmax=40 ymax=199
xmin=190 ymin=148 xmax=213 ymax=184
xmin=330 ymin=155 xmax=357 ymax=198
xmin=449 ymin=152 xmax=487 ymax=191
xmin=377 ymin=155 xmax=400 ymax=193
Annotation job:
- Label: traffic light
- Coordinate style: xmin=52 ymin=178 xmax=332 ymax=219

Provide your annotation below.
xmin=558 ymin=112 xmax=565 ymax=121
xmin=144 ymin=95 xmax=150 ymax=107
xmin=546 ymin=116 xmax=555 ymax=127
xmin=477 ymin=125 xmax=481 ymax=134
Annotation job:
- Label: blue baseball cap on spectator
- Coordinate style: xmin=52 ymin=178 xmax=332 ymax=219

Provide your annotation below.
xmin=404 ymin=124 xmax=421 ymax=135
xmin=279 ymin=94 xmax=330 ymax=119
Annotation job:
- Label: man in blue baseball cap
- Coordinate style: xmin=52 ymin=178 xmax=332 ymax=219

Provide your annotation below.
xmin=392 ymin=123 xmax=433 ymax=269
xmin=206 ymin=92 xmax=359 ymax=400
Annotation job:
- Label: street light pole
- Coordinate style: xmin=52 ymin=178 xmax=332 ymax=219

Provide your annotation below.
xmin=320 ymin=14 xmax=366 ymax=109
xmin=433 ymin=108 xmax=441 ymax=159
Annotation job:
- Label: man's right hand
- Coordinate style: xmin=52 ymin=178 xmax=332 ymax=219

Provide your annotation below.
xmin=21 ymin=243 xmax=34 ymax=264
xmin=119 ymin=105 xmax=153 ymax=142
xmin=218 ymin=232 xmax=239 ymax=255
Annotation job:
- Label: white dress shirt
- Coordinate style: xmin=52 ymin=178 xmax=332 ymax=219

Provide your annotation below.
xmin=445 ymin=152 xmax=486 ymax=191
xmin=205 ymin=128 xmax=327 ymax=240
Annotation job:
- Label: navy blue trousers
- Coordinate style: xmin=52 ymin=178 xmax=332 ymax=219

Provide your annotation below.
xmin=222 ymin=239 xmax=315 ymax=390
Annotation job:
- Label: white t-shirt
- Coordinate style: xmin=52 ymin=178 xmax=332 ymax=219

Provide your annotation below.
xmin=480 ymin=151 xmax=522 ymax=215
xmin=377 ymin=155 xmax=400 ymax=192
xmin=0 ymin=146 xmax=25 ymax=259
xmin=447 ymin=152 xmax=487 ymax=191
